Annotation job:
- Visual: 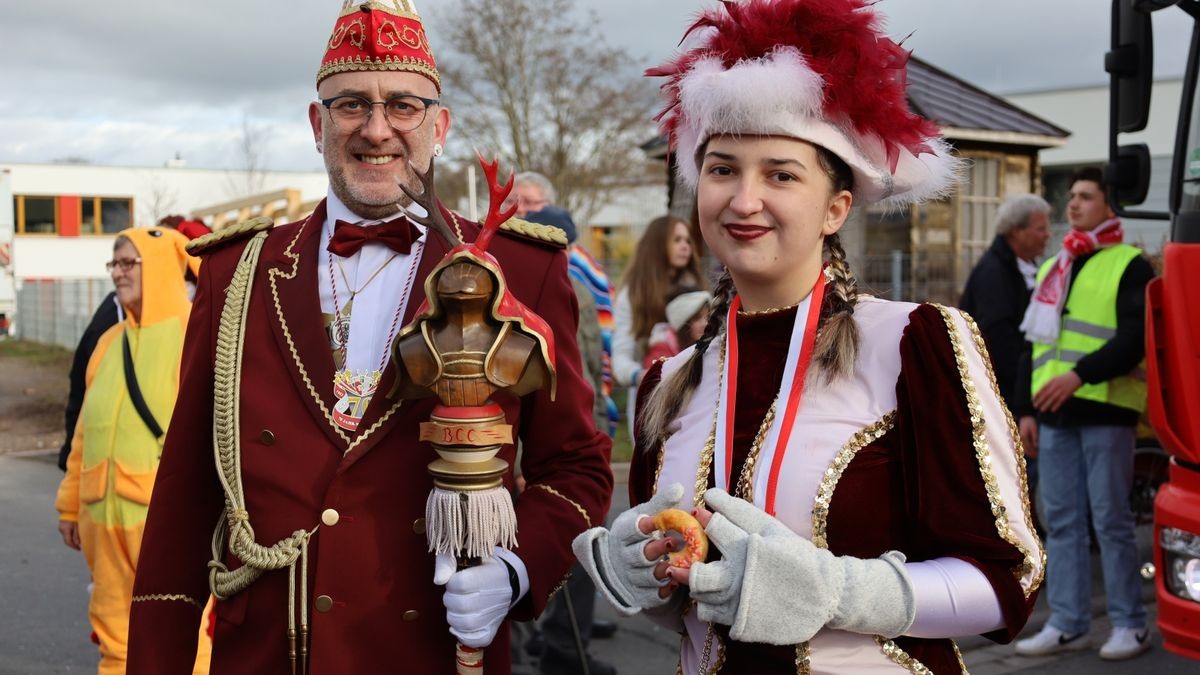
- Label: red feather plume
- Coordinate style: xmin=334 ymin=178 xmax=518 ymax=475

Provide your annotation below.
xmin=647 ymin=0 xmax=939 ymax=168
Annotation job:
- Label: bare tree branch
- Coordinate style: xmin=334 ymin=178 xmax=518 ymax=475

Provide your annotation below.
xmin=432 ymin=0 xmax=658 ymax=222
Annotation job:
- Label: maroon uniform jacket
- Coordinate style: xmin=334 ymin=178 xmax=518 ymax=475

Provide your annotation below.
xmin=127 ymin=202 xmax=613 ymax=674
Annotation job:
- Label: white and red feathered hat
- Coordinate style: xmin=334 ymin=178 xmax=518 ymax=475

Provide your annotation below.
xmin=317 ymin=0 xmax=440 ymax=93
xmin=647 ymin=0 xmax=961 ymax=205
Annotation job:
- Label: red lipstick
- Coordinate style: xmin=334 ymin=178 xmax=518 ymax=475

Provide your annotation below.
xmin=724 ymin=223 xmax=771 ymax=241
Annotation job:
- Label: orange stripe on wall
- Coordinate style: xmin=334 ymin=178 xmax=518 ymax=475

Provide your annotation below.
xmin=59 ymin=195 xmax=81 ymax=236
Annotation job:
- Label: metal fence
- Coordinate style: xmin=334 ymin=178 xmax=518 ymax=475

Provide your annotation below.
xmin=15 ymin=278 xmax=112 ymax=349
xmin=854 ymin=250 xmax=973 ymax=306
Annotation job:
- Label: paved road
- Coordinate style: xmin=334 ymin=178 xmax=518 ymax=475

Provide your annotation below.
xmin=0 ymin=453 xmax=98 ymax=674
xmin=4 ymin=452 xmax=1197 ymax=674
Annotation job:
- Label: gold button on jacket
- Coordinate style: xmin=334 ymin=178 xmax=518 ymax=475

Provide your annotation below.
xmin=402 ymin=610 xmax=419 ymax=622
xmin=315 ymin=595 xmax=333 ymax=613
xmin=321 ymin=508 xmax=340 ymax=527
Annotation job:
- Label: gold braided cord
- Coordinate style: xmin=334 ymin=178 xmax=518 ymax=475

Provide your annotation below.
xmin=207 ymin=230 xmax=318 ymax=654
xmin=527 ymin=483 xmax=592 ymax=528
xmin=131 ymin=593 xmax=205 ymax=611
xmin=500 ymin=217 xmax=568 ymax=247
xmin=795 ymin=642 xmax=812 ymax=675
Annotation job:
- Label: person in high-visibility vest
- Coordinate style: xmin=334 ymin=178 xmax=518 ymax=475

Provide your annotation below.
xmin=1013 ymin=167 xmax=1156 ymax=661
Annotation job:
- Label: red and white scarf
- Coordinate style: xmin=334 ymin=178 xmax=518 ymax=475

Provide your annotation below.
xmin=1020 ymin=217 xmax=1124 ymax=343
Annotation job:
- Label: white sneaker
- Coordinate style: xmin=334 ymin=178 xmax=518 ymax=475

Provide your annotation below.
xmin=1099 ymin=626 xmax=1151 ymax=660
xmin=1014 ymin=624 xmax=1089 ymax=656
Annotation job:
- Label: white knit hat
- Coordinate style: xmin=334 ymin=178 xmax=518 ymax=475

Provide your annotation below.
xmin=665 ymin=291 xmax=712 ymax=331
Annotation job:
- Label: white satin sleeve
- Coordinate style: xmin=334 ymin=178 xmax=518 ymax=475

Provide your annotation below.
xmin=905 ymin=557 xmax=1005 ymax=638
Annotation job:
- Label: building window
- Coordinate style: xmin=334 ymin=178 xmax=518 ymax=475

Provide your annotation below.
xmin=15 ymin=196 xmax=57 ymax=234
xmin=81 ymin=196 xmax=133 ymax=234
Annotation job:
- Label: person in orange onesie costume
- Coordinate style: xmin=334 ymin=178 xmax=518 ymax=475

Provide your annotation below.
xmin=56 ymin=226 xmax=213 ymax=675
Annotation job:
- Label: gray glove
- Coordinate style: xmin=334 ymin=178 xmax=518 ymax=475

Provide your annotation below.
xmin=572 ymin=483 xmax=685 ymax=616
xmin=689 ymin=488 xmax=916 ymax=645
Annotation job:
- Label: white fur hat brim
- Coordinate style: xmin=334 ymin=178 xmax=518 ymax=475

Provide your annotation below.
xmin=674 ymin=49 xmax=961 ymax=206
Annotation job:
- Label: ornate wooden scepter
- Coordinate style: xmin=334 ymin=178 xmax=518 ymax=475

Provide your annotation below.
xmin=390 ymin=154 xmax=556 ymax=675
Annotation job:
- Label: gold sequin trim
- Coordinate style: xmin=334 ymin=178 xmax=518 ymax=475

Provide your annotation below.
xmin=810 ymin=412 xmax=897 ymax=549
xmin=736 ymin=299 xmax=802 ymax=316
xmin=734 ymin=398 xmax=777 ymax=502
xmin=960 ymin=311 xmax=1047 ymax=593
xmin=131 ymin=593 xmax=205 ymax=611
xmin=934 ymin=305 xmax=1037 ymax=590
xmin=528 ymin=483 xmax=592 ymax=528
xmin=874 ymin=636 xmax=934 ymax=674
xmin=795 ymin=642 xmax=812 ymax=675
xmin=952 ymin=641 xmax=968 ymax=674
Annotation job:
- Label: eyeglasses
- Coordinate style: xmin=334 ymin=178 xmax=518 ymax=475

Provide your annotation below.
xmin=320 ymin=94 xmax=439 ymax=133
xmin=105 ymin=257 xmax=141 ymax=272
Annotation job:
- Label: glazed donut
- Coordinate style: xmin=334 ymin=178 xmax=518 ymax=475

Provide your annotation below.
xmin=651 ymin=508 xmax=709 ymax=569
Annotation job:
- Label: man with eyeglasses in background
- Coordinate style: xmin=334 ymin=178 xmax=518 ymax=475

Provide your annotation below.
xmin=126 ymin=2 xmax=612 ymax=673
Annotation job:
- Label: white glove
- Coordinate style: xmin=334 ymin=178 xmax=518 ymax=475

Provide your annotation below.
xmin=571 ymin=483 xmax=685 ymax=616
xmin=689 ymin=488 xmax=916 ymax=645
xmin=435 ymin=548 xmax=528 ymax=648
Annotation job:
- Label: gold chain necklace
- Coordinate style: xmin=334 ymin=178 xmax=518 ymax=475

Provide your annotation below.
xmin=335 ymin=251 xmax=400 ymax=303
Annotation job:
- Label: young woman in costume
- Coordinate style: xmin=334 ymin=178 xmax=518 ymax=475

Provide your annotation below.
xmin=573 ymin=1 xmax=1043 ymax=672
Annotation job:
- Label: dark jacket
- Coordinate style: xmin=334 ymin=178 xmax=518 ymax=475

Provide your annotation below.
xmin=960 ymin=235 xmax=1032 ymax=408
xmin=59 ymin=292 xmax=121 ymax=470
xmin=1013 ymin=249 xmax=1156 ymax=427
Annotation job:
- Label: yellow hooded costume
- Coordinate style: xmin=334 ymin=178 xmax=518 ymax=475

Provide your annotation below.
xmin=56 ymin=226 xmax=213 ymax=675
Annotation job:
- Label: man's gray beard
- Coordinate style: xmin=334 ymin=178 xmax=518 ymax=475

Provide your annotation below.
xmin=327 ymin=163 xmax=419 ymax=220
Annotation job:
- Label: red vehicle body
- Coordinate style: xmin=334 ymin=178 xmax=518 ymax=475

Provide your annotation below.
xmin=1108 ymin=0 xmax=1200 ymax=660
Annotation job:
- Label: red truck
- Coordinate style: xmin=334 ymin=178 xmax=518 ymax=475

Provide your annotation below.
xmin=1107 ymin=0 xmax=1200 ymax=660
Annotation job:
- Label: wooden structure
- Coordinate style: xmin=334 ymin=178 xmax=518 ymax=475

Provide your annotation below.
xmin=191 ymin=188 xmax=320 ymax=231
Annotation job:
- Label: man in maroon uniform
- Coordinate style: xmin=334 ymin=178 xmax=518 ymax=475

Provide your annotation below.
xmin=126 ymin=2 xmax=612 ymax=673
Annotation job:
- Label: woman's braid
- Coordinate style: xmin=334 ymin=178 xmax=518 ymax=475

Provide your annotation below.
xmin=813 ymin=232 xmax=860 ymax=382
xmin=638 ymin=270 xmax=735 ymax=449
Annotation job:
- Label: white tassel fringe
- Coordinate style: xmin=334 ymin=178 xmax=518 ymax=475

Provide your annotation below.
xmin=426 ymin=487 xmax=518 ymax=559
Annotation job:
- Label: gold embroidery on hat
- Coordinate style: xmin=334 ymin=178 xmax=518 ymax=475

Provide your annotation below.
xmin=329 ymin=17 xmax=368 ymax=51
xmin=316 ymin=56 xmax=441 ymax=90
xmin=378 ymin=19 xmax=401 ymax=51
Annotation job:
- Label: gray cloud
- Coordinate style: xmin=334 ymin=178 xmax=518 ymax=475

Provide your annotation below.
xmin=0 ymin=0 xmax=1191 ymax=169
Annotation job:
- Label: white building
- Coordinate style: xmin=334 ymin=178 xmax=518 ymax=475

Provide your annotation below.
xmin=1005 ymin=78 xmax=1182 ymax=251
xmin=0 ymin=162 xmax=327 ymax=340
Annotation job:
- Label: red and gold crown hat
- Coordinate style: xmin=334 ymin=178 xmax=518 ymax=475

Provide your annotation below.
xmin=317 ymin=0 xmax=440 ymax=93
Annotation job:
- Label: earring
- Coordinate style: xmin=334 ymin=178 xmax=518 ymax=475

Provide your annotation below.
xmin=433 ymin=143 xmax=443 ymax=157
xmin=315 ymin=142 xmax=323 ymax=154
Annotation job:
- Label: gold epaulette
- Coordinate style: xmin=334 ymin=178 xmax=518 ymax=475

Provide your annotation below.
xmin=497 ymin=218 xmax=568 ymax=249
xmin=185 ymin=217 xmax=274 ymax=256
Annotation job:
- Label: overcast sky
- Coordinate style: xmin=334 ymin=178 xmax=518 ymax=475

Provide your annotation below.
xmin=0 ymin=0 xmax=1191 ymax=172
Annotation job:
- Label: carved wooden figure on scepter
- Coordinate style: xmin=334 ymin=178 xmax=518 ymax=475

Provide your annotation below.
xmin=389 ymin=153 xmax=556 ymax=675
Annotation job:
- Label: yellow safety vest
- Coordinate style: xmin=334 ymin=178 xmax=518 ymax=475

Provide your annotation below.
xmin=1031 ymin=244 xmax=1146 ymax=413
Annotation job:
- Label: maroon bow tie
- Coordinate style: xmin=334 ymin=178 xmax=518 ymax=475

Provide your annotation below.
xmin=327 ymin=218 xmax=421 ymax=257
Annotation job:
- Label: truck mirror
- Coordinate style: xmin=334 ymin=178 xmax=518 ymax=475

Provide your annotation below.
xmin=1106 ymin=0 xmax=1154 ymax=133
xmin=1104 ymin=143 xmax=1153 ymax=205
